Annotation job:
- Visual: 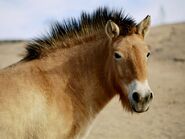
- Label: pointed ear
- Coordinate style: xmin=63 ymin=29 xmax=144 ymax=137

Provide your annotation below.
xmin=105 ymin=20 xmax=120 ymax=39
xmin=136 ymin=15 xmax=151 ymax=38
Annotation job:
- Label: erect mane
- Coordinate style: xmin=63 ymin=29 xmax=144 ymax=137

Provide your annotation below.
xmin=24 ymin=7 xmax=136 ymax=60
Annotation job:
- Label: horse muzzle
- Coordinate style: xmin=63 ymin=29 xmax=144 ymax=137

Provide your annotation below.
xmin=128 ymin=80 xmax=154 ymax=113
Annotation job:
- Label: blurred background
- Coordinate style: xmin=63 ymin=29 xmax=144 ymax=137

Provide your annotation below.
xmin=0 ymin=0 xmax=185 ymax=39
xmin=0 ymin=0 xmax=185 ymax=139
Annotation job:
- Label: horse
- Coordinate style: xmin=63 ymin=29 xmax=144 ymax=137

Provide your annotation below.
xmin=0 ymin=7 xmax=153 ymax=139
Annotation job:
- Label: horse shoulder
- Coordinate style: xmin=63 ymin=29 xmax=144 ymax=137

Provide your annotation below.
xmin=0 ymin=67 xmax=73 ymax=138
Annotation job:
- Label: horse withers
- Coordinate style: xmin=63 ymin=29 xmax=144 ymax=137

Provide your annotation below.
xmin=0 ymin=8 xmax=153 ymax=139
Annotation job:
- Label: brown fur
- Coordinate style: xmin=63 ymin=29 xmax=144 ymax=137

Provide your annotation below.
xmin=0 ymin=8 xmax=151 ymax=139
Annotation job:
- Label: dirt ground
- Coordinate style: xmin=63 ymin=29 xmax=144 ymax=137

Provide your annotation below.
xmin=0 ymin=23 xmax=185 ymax=139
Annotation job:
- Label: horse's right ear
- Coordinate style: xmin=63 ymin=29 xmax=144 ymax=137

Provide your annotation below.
xmin=105 ymin=20 xmax=120 ymax=39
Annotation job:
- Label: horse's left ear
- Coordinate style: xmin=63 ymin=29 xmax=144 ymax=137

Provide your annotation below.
xmin=105 ymin=20 xmax=120 ymax=39
xmin=136 ymin=15 xmax=151 ymax=38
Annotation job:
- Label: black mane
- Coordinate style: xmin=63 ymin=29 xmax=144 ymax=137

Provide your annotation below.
xmin=24 ymin=7 xmax=136 ymax=60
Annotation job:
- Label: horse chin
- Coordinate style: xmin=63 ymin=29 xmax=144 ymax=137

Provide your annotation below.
xmin=131 ymin=106 xmax=149 ymax=113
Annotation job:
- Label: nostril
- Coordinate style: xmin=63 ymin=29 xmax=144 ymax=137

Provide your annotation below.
xmin=132 ymin=92 xmax=140 ymax=103
xmin=145 ymin=93 xmax=153 ymax=102
xmin=150 ymin=93 xmax=153 ymax=100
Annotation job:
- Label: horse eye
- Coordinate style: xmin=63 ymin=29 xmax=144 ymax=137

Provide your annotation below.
xmin=114 ymin=52 xmax=123 ymax=60
xmin=147 ymin=52 xmax=151 ymax=57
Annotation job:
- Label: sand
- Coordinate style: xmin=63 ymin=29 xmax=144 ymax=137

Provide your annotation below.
xmin=0 ymin=23 xmax=185 ymax=139
xmin=0 ymin=41 xmax=25 ymax=69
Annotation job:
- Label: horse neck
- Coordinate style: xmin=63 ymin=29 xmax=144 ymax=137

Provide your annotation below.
xmin=40 ymin=35 xmax=116 ymax=113
xmin=63 ymin=37 xmax=117 ymax=138
xmin=63 ymin=36 xmax=116 ymax=113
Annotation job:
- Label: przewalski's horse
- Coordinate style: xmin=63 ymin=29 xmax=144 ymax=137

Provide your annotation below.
xmin=0 ymin=7 xmax=153 ymax=139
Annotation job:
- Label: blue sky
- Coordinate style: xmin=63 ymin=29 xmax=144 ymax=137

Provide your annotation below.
xmin=0 ymin=0 xmax=185 ymax=39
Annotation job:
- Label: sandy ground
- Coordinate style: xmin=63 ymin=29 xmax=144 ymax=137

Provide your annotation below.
xmin=0 ymin=41 xmax=25 ymax=69
xmin=0 ymin=23 xmax=185 ymax=139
